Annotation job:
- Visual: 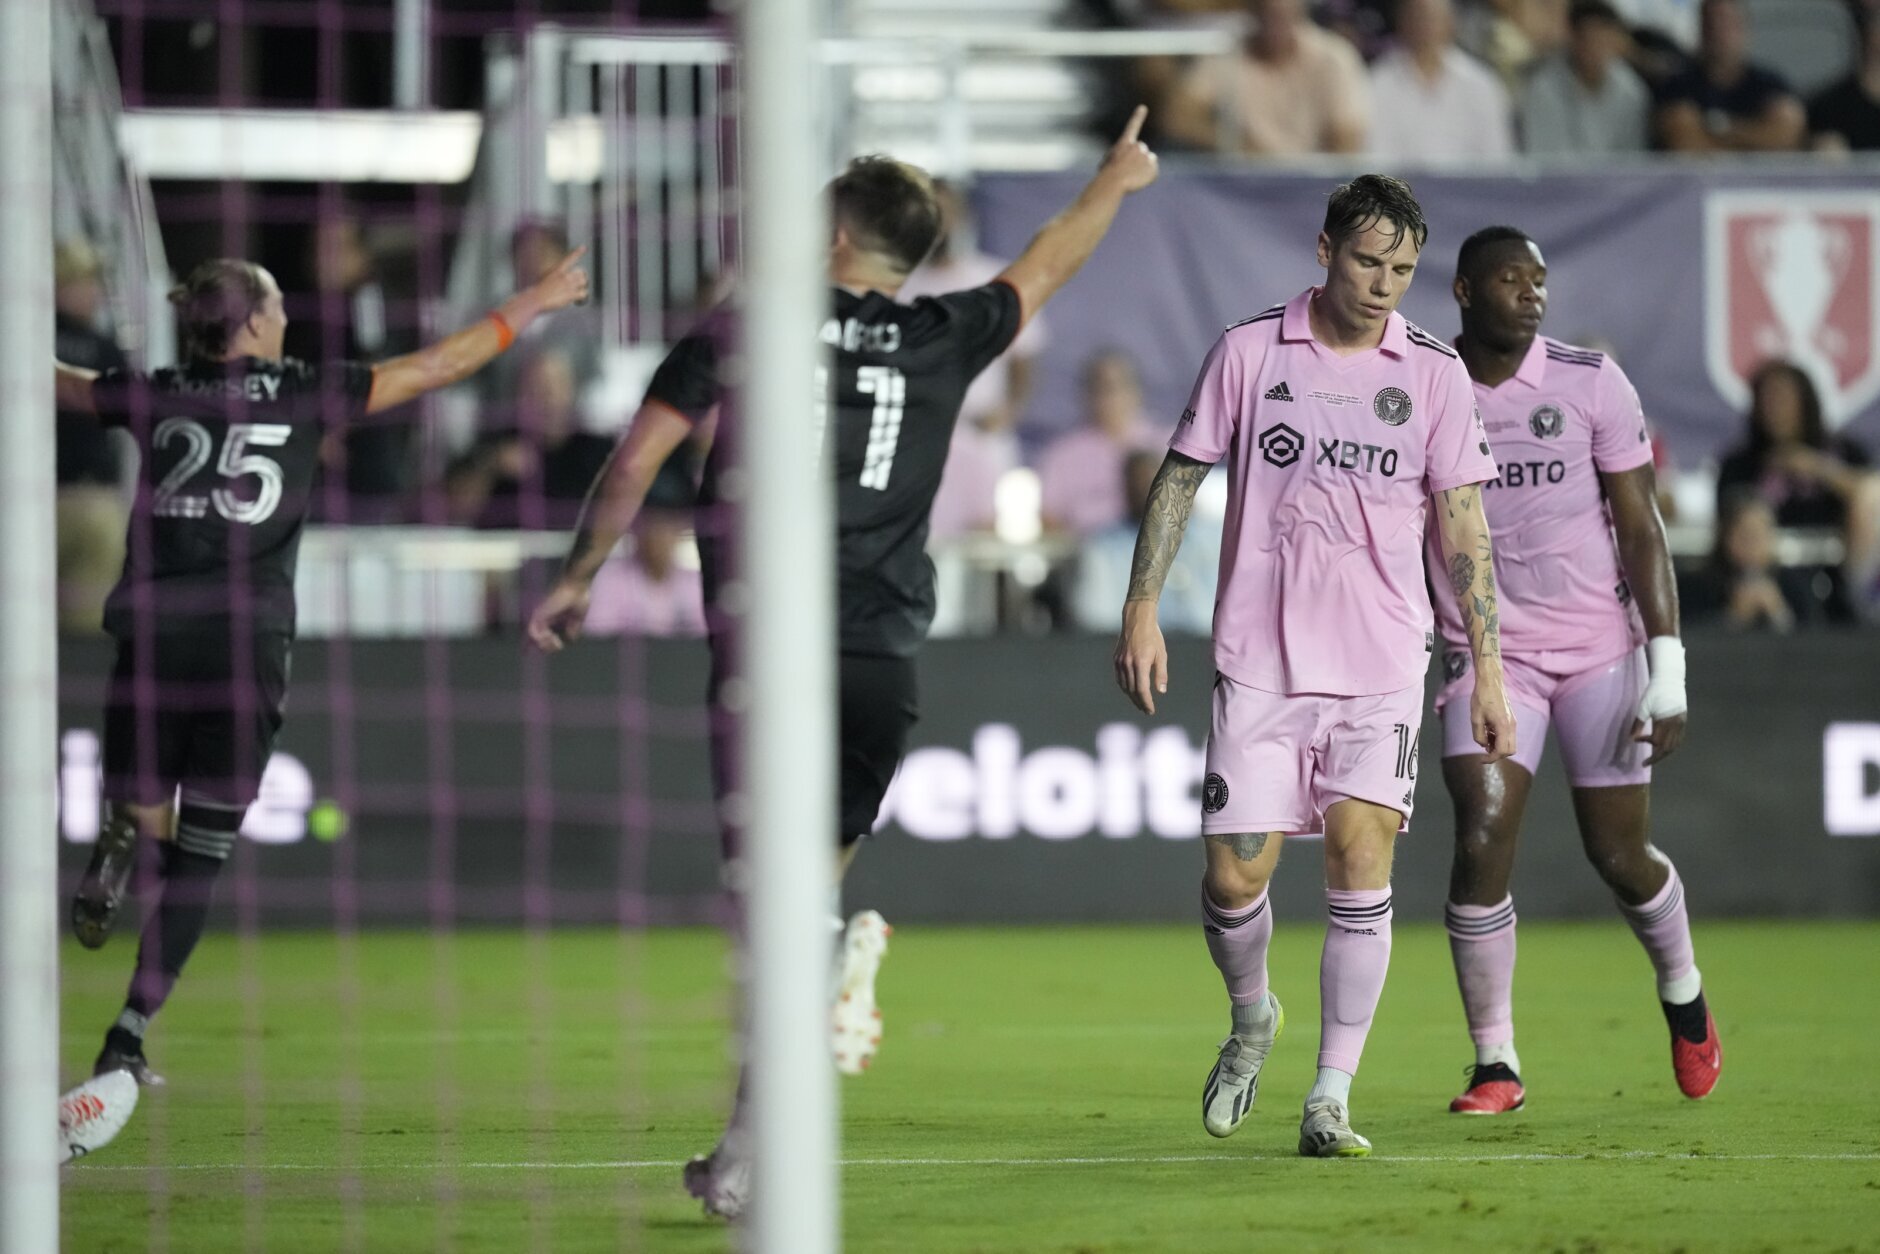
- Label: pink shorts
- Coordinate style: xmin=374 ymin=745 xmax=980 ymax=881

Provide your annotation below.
xmin=1435 ymin=646 xmax=1651 ymax=788
xmin=1202 ymin=674 xmax=1424 ymax=836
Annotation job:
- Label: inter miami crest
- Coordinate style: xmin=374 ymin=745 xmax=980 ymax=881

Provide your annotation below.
xmin=1202 ymin=773 xmax=1229 ymax=814
xmin=1258 ymin=422 xmax=1303 ymax=468
xmin=1529 ymin=405 xmax=1566 ymax=439
xmin=1444 ymin=651 xmax=1469 ymax=682
xmin=1373 ymin=387 xmax=1412 ymax=426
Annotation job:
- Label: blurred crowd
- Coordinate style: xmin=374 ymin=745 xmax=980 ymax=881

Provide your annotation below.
xmin=1080 ymin=0 xmax=1880 ymax=159
xmin=48 ymin=0 xmax=1880 ymax=637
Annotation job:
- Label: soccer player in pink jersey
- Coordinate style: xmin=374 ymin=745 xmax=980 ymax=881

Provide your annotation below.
xmin=1115 ymin=175 xmax=1514 ymax=1157
xmin=1434 ymin=226 xmax=1719 ymax=1115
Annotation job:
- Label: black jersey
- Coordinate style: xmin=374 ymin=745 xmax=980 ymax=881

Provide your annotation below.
xmin=93 ymin=357 xmax=374 ymax=636
xmin=646 ymin=282 xmax=1023 ymax=658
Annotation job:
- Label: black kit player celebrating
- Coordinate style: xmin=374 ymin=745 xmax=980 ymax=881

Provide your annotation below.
xmin=528 ymin=109 xmax=1160 ymax=1218
xmin=57 ymin=248 xmax=590 ymax=1084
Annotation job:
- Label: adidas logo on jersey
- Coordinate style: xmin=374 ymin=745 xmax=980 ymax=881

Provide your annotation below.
xmin=1264 ymin=381 xmax=1294 ymax=402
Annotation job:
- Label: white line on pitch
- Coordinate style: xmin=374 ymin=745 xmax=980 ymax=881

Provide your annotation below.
xmin=75 ymin=1150 xmax=1880 ymax=1173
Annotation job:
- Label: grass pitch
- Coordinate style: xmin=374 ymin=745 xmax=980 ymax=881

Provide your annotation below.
xmin=61 ymin=920 xmax=1880 ymax=1252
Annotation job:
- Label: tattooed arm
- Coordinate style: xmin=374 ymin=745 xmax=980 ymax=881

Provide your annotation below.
xmin=526 ymin=400 xmax=696 ymax=652
xmin=1433 ymin=482 xmax=1516 ymax=762
xmin=1114 ymin=451 xmax=1212 ymax=714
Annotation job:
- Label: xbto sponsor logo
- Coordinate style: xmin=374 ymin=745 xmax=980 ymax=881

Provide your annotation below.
xmin=1485 ymin=460 xmax=1566 ymax=488
xmin=1316 ymin=438 xmax=1399 ymax=477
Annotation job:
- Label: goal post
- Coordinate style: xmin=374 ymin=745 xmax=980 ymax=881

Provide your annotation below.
xmin=0 ymin=0 xmax=64 ymax=1249
xmin=738 ymin=0 xmax=840 ymax=1250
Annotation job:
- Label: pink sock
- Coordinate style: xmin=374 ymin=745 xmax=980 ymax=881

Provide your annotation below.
xmin=1618 ymin=864 xmax=1698 ymax=999
xmin=1202 ymin=888 xmax=1272 ymax=1007
xmin=1445 ymin=897 xmax=1517 ymax=1048
xmin=1318 ymin=888 xmax=1393 ymax=1073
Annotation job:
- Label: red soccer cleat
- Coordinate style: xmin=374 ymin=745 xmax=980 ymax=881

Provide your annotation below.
xmin=1665 ymin=994 xmax=1722 ymax=1100
xmin=1449 ymin=1062 xmax=1526 ymax=1115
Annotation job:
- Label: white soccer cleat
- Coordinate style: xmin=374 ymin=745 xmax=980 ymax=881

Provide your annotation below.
xmin=60 ymin=1069 xmax=139 ymax=1165
xmin=682 ymin=1143 xmax=750 ymax=1220
xmin=1201 ymin=992 xmax=1284 ymax=1138
xmin=832 ymin=910 xmax=891 ymax=1076
xmin=1298 ymin=1097 xmax=1372 ymax=1158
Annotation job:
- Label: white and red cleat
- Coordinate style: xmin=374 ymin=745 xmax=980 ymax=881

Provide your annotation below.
xmin=1449 ymin=1062 xmax=1526 ymax=1115
xmin=832 ymin=910 xmax=891 ymax=1076
xmin=60 ymin=1069 xmax=139 ymax=1164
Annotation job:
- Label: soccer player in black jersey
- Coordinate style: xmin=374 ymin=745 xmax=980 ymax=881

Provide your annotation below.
xmin=528 ymin=110 xmax=1159 ymax=1217
xmin=56 ymin=247 xmax=589 ymax=1085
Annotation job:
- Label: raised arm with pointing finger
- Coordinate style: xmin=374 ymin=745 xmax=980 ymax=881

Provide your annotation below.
xmin=529 ymin=109 xmax=1160 ymax=653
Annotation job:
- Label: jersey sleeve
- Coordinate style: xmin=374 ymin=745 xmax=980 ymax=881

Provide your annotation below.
xmin=299 ymin=360 xmax=376 ymax=426
xmin=933 ymin=281 xmax=1024 ymax=379
xmin=1423 ymin=357 xmax=1499 ymax=493
xmin=1591 ymin=359 xmax=1655 ymax=474
xmin=1168 ymin=333 xmax=1241 ymax=465
xmin=643 ymin=330 xmax=722 ymax=423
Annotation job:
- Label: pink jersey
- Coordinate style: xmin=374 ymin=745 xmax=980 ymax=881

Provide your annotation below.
xmin=1427 ymin=335 xmax=1652 ymax=671
xmin=1173 ymin=288 xmax=1498 ymax=697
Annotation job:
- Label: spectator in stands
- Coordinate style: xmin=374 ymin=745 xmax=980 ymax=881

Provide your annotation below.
xmin=1604 ymin=0 xmax=1698 ymax=85
xmin=1459 ymin=0 xmax=1570 ymax=96
xmin=1808 ymin=0 xmax=1880 ymax=151
xmin=304 ymin=217 xmax=414 ymax=514
xmin=1368 ymin=0 xmax=1517 ymax=161
xmin=1040 ymin=350 xmax=1159 ymax=536
xmin=582 ymin=509 xmax=707 ymax=637
xmin=1715 ymin=360 xmax=1880 ymax=620
xmin=1684 ymin=494 xmax=1802 ymax=631
xmin=1072 ymin=449 xmax=1220 ymax=633
xmin=445 ymin=348 xmax=616 ymax=528
xmin=1522 ymin=0 xmax=1653 ymax=153
xmin=1654 ymin=0 xmax=1806 ymax=152
xmin=1156 ymin=0 xmax=1371 ymax=156
xmin=52 ymin=239 xmax=128 ymax=634
xmin=900 ymin=181 xmax=1048 ymax=536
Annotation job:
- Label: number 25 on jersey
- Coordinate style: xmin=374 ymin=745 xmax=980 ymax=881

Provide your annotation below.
xmin=152 ymin=419 xmax=292 ymax=525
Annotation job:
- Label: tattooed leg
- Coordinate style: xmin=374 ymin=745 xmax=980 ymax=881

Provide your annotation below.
xmin=1203 ymin=831 xmax=1283 ymax=910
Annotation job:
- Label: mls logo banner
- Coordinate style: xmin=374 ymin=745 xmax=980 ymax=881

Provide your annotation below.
xmin=1706 ymin=192 xmax=1880 ymax=428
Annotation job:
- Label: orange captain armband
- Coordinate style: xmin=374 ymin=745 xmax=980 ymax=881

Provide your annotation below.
xmin=488 ymin=311 xmax=516 ymax=351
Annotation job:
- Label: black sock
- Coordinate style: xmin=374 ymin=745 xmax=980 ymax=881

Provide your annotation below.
xmin=1661 ymin=990 xmax=1709 ymax=1043
xmin=123 ymin=843 xmax=225 ymax=1022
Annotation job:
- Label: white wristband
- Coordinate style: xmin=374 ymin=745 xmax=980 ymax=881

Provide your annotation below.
xmin=1645 ymin=636 xmax=1685 ymax=684
xmin=1638 ymin=636 xmax=1688 ymax=722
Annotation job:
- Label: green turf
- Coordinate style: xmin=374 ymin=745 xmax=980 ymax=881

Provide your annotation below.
xmin=61 ymin=921 xmax=1880 ymax=1253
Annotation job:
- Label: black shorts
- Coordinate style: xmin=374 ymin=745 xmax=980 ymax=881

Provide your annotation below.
xmin=708 ymin=650 xmax=919 ymax=854
xmin=103 ymin=628 xmax=292 ymax=809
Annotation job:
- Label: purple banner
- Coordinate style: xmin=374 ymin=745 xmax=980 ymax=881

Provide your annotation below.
xmin=976 ymin=164 xmax=1880 ymax=469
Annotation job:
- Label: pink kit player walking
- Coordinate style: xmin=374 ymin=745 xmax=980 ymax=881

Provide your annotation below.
xmin=1433 ymin=227 xmax=1719 ymax=1116
xmin=1114 ymin=175 xmax=1514 ymax=1157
